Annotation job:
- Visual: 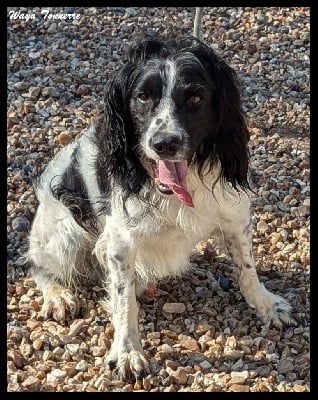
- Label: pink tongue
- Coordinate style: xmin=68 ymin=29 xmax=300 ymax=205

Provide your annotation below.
xmin=158 ymin=160 xmax=194 ymax=207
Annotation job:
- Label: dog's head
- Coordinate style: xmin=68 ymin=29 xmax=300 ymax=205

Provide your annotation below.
xmin=96 ymin=36 xmax=250 ymax=205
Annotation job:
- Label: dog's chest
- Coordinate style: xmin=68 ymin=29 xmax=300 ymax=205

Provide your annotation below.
xmin=131 ymin=183 xmax=220 ymax=280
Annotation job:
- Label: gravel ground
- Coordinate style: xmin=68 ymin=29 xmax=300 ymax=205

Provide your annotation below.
xmin=7 ymin=7 xmax=310 ymax=392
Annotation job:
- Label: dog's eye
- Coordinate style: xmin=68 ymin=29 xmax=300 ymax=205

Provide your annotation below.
xmin=138 ymin=93 xmax=151 ymax=103
xmin=187 ymin=95 xmax=202 ymax=106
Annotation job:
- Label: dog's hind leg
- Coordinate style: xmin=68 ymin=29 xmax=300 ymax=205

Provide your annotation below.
xmin=26 ymin=201 xmax=91 ymax=323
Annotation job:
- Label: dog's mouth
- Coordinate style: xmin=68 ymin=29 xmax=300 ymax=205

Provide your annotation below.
xmin=152 ymin=160 xmax=194 ymax=207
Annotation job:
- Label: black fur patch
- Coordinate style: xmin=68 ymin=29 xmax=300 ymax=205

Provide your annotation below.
xmin=51 ymin=149 xmax=98 ymax=235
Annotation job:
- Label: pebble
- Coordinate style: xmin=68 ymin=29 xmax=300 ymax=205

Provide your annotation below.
xmin=229 ymin=384 xmax=250 ymax=392
xmin=162 ymin=302 xmax=186 ymax=314
xmin=256 ymin=365 xmax=271 ymax=377
xmin=199 ymin=360 xmax=212 ymax=370
xmin=21 ymin=376 xmax=41 ymax=391
xmin=75 ymin=360 xmax=88 ymax=372
xmin=57 ymin=132 xmax=72 ymax=146
xmin=50 ymin=369 xmax=67 ymax=380
xmin=180 ymin=338 xmax=199 ymax=352
xmin=171 ymin=367 xmax=188 ymax=385
xmin=66 ymin=344 xmax=80 ymax=354
xmin=277 ymin=359 xmax=294 ymax=374
xmin=12 ymin=216 xmax=30 ymax=232
xmin=257 ymin=220 xmax=269 ymax=233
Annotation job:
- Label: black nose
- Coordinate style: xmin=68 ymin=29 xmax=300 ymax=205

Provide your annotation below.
xmin=151 ymin=135 xmax=182 ymax=157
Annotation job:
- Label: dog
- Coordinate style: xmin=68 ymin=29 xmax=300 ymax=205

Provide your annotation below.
xmin=25 ymin=36 xmax=295 ymax=381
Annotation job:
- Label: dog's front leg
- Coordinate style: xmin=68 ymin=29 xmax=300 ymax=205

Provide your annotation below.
xmin=94 ymin=226 xmax=149 ymax=381
xmin=219 ymin=202 xmax=296 ymax=329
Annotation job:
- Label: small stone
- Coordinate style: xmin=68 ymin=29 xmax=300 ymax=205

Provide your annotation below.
xmin=8 ymin=350 xmax=23 ymax=368
xmin=283 ymin=194 xmax=294 ymax=204
xmin=293 ymin=326 xmax=304 ymax=335
xmin=224 ymin=327 xmax=231 ymax=336
xmin=223 ymin=347 xmax=244 ymax=361
xmin=161 ymin=343 xmax=174 ymax=353
xmin=297 ymin=205 xmax=310 ymax=217
xmin=229 ymin=384 xmax=250 ymax=392
xmin=42 ymin=87 xmax=55 ymax=97
xmin=195 ymin=287 xmax=212 ymax=298
xmin=247 ymin=44 xmax=258 ymax=54
xmin=166 ymin=359 xmax=178 ymax=370
xmin=91 ymin=346 xmax=106 ymax=357
xmin=180 ymin=338 xmax=199 ymax=351
xmin=57 ymin=132 xmax=72 ymax=146
xmin=29 ymin=52 xmax=40 ymax=59
xmin=229 ymin=371 xmax=249 ymax=385
xmin=29 ymin=87 xmax=41 ymax=97
xmin=255 ymin=93 xmax=266 ymax=104
xmin=293 ymin=384 xmax=307 ymax=392
xmin=66 ymin=344 xmax=80 ymax=354
xmin=257 ymin=220 xmax=269 ymax=233
xmin=163 ymin=384 xmax=178 ymax=392
xmin=42 ymin=350 xmax=52 ymax=361
xmin=147 ymin=331 xmax=161 ymax=340
xmin=277 ymin=359 xmax=294 ymax=374
xmin=171 ymin=367 xmax=188 ymax=385
xmin=270 ymin=232 xmax=282 ymax=246
xmin=29 ymin=300 xmax=41 ymax=311
xmin=231 ymin=358 xmax=244 ymax=371
xmin=21 ymin=376 xmax=41 ymax=391
xmin=14 ymin=82 xmax=29 ymax=91
xmin=122 ymin=383 xmax=133 ymax=391
xmin=162 ymin=302 xmax=186 ymax=314
xmin=51 ymin=369 xmax=67 ymax=379
xmin=142 ymin=378 xmax=151 ymax=391
xmin=69 ymin=319 xmax=86 ymax=337
xmin=12 ymin=216 xmax=30 ymax=232
xmin=218 ymin=275 xmax=230 ymax=291
xmin=126 ymin=7 xmax=137 ymax=16
xmin=256 ymin=365 xmax=271 ymax=377
xmin=75 ymin=360 xmax=88 ymax=371
xmin=77 ymin=84 xmax=89 ymax=95
xmin=206 ymin=384 xmax=223 ymax=392
xmin=199 ymin=360 xmax=212 ymax=370
xmin=32 ymin=338 xmax=43 ymax=351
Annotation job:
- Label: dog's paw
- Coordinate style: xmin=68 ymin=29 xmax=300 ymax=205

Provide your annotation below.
xmin=41 ymin=286 xmax=79 ymax=323
xmin=106 ymin=348 xmax=150 ymax=382
xmin=255 ymin=288 xmax=297 ymax=329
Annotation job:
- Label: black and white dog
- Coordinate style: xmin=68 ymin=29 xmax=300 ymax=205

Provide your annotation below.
xmin=26 ymin=36 xmax=295 ymax=380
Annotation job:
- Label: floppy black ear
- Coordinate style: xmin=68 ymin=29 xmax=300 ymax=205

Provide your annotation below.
xmin=213 ymin=58 xmax=250 ymax=190
xmin=189 ymin=41 xmax=250 ymax=190
xmin=94 ymin=63 xmax=148 ymax=198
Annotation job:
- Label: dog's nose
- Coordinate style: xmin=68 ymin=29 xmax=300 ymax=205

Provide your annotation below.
xmin=151 ymin=135 xmax=182 ymax=157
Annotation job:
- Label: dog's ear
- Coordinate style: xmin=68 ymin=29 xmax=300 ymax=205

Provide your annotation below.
xmin=213 ymin=58 xmax=250 ymax=190
xmin=95 ymin=63 xmax=148 ymax=198
xmin=190 ymin=42 xmax=250 ymax=190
